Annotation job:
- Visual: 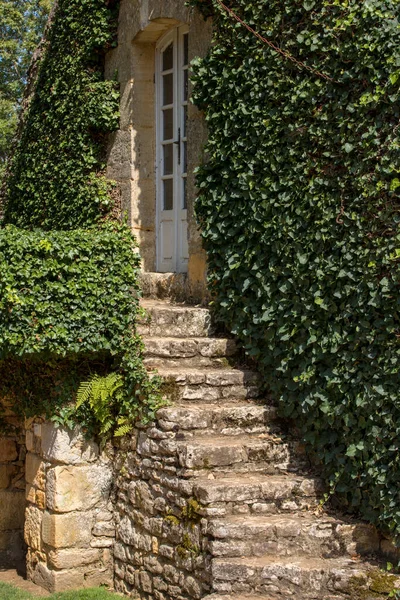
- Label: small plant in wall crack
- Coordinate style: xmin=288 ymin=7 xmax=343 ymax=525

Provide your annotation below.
xmin=176 ymin=533 xmax=201 ymax=559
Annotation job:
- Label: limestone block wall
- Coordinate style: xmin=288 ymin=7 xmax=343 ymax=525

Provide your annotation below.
xmin=24 ymin=420 xmax=115 ymax=593
xmin=114 ymin=432 xmax=210 ymax=600
xmin=105 ymin=0 xmax=212 ymax=300
xmin=0 ymin=403 xmax=26 ymax=568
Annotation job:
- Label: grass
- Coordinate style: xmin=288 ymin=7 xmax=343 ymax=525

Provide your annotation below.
xmin=0 ymin=583 xmax=120 ymax=600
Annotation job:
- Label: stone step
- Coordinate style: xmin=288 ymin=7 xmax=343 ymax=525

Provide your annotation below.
xmin=139 ymin=272 xmax=188 ymax=301
xmin=157 ymin=368 xmax=261 ymax=402
xmin=145 ymin=356 xmax=236 ymax=369
xmin=143 ymin=337 xmax=238 ymax=369
xmin=176 ymin=434 xmax=306 ymax=473
xmin=203 ymin=594 xmax=346 ymax=600
xmin=135 ymin=432 xmax=305 ymax=476
xmin=156 ymin=403 xmax=280 ymax=437
xmin=206 ymin=514 xmax=380 ymax=559
xmin=193 ymin=474 xmax=324 ymax=516
xmin=143 ymin=336 xmax=238 ymax=369
xmin=211 ymin=555 xmax=399 ymax=598
xmin=203 ymin=596 xmax=275 ymax=600
xmin=144 ymin=336 xmax=237 ymax=358
xmin=138 ymin=299 xmax=214 ymax=338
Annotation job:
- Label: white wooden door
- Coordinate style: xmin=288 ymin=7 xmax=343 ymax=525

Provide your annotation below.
xmin=156 ymin=26 xmax=189 ymax=273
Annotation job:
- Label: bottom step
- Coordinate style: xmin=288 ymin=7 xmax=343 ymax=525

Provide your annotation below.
xmin=203 ymin=596 xmax=275 ymax=600
xmin=204 ymin=596 xmax=343 ymax=600
xmin=212 ymin=555 xmax=400 ymax=598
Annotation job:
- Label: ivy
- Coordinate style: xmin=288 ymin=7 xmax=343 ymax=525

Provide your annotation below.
xmin=0 ymin=223 xmax=138 ymax=359
xmin=0 ymin=0 xmax=162 ymax=439
xmin=1 ymin=0 xmax=120 ymax=229
xmin=0 ymin=222 xmax=162 ymax=437
xmin=190 ymin=0 xmax=400 ymax=537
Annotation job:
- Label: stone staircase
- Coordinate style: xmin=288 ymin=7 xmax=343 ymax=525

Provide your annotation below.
xmin=118 ymin=297 xmax=399 ymax=600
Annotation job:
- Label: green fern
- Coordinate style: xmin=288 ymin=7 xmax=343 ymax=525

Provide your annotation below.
xmin=76 ymin=373 xmax=125 ymax=438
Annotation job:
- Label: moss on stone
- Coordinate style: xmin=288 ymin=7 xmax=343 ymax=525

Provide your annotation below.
xmin=160 ymin=379 xmax=180 ymax=403
xmin=164 ymin=514 xmax=181 ymax=526
xmin=181 ymin=498 xmax=203 ymax=524
xmin=176 ymin=533 xmax=200 ymax=559
xmin=348 ymin=569 xmax=399 ymax=599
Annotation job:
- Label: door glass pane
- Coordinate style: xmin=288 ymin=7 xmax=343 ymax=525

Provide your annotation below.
xmin=163 ymin=43 xmax=173 ymax=71
xmin=163 ymin=73 xmax=173 ymax=106
xmin=183 ymin=34 xmax=189 ymax=67
xmin=183 ymin=70 xmax=188 ymax=102
xmin=163 ymin=108 xmax=173 ymax=140
xmin=163 ymin=144 xmax=173 ymax=176
xmin=163 ymin=179 xmax=173 ymax=210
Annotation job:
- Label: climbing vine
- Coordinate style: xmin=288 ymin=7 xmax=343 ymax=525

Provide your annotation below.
xmin=0 ymin=0 xmax=162 ymax=439
xmin=189 ymin=0 xmax=400 ymax=537
xmin=1 ymin=0 xmax=120 ymax=229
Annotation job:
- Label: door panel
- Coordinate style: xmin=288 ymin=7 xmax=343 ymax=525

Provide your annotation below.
xmin=160 ymin=219 xmax=174 ymax=269
xmin=156 ymin=26 xmax=189 ymax=273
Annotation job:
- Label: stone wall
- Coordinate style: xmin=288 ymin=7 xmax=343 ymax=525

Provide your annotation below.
xmin=0 ymin=402 xmax=26 ymax=569
xmin=105 ymin=0 xmax=212 ymax=300
xmin=113 ymin=430 xmax=210 ymax=600
xmin=24 ymin=420 xmax=115 ymax=593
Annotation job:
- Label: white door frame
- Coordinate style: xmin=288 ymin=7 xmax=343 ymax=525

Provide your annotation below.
xmin=155 ymin=25 xmax=189 ymax=273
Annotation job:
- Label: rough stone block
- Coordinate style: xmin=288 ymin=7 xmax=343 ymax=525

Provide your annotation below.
xmin=0 ymin=464 xmax=14 ymax=488
xmin=26 ymin=453 xmax=46 ymax=490
xmin=46 ymin=464 xmax=112 ymax=512
xmin=0 ymin=490 xmax=25 ymax=530
xmin=36 ymin=490 xmax=46 ymax=509
xmin=0 ymin=438 xmax=18 ymax=462
xmin=92 ymin=521 xmax=115 ymax=537
xmin=48 ymin=548 xmax=101 ymax=569
xmin=41 ymin=423 xmax=99 ymax=465
xmin=26 ymin=484 xmax=36 ymax=503
xmin=26 ymin=431 xmax=34 ymax=453
xmin=42 ymin=511 xmax=93 ymax=548
xmin=31 ymin=562 xmax=85 ymax=593
xmin=24 ymin=505 xmax=43 ymax=551
xmin=83 ymin=567 xmax=113 ymax=588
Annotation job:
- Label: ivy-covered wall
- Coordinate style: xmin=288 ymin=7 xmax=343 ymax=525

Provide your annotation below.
xmin=2 ymin=0 xmax=120 ymax=230
xmin=190 ymin=0 xmax=400 ymax=538
xmin=0 ymin=0 xmax=161 ymax=439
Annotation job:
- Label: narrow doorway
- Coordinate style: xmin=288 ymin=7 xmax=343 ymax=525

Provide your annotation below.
xmin=156 ymin=25 xmax=189 ymax=273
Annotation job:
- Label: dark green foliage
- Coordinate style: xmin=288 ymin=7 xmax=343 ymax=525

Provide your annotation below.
xmin=0 ymin=354 xmax=111 ymax=423
xmin=2 ymin=0 xmax=120 ymax=229
xmin=0 ymin=223 xmax=163 ymax=437
xmin=190 ymin=0 xmax=400 ymax=536
xmin=0 ymin=0 xmax=162 ymax=438
xmin=0 ymin=224 xmax=139 ymax=358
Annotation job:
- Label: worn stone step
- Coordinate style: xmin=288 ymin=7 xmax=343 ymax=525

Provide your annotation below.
xmin=143 ymin=336 xmax=237 ymax=359
xmin=135 ymin=432 xmax=304 ymax=477
xmin=193 ymin=474 xmax=324 ymax=516
xmin=176 ymin=434 xmax=306 ymax=473
xmin=206 ymin=514 xmax=380 ymax=559
xmin=145 ymin=356 xmax=236 ymax=369
xmin=204 ymin=595 xmax=373 ymax=600
xmin=211 ymin=555 xmax=399 ymax=598
xmin=203 ymin=596 xmax=274 ymax=600
xmin=156 ymin=403 xmax=280 ymax=437
xmin=138 ymin=299 xmax=214 ymax=337
xmin=157 ymin=368 xmax=261 ymax=402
